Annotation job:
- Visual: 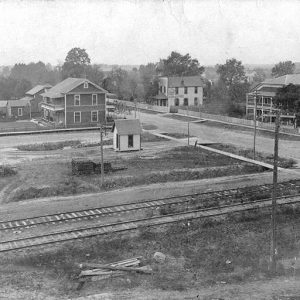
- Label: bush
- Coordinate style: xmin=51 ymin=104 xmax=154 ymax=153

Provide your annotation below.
xmin=0 ymin=165 xmax=17 ymax=176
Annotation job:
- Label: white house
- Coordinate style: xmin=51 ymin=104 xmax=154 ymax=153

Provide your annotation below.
xmin=112 ymin=119 xmax=142 ymax=152
xmin=153 ymin=76 xmax=204 ymax=112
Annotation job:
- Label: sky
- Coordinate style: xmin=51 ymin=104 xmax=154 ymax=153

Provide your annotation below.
xmin=0 ymin=0 xmax=299 ymax=67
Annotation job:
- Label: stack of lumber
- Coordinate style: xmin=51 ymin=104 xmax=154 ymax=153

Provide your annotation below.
xmin=77 ymin=257 xmax=152 ymax=288
xmin=71 ymin=158 xmax=94 ymax=175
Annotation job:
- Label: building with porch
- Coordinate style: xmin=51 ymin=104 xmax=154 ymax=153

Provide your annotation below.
xmin=41 ymin=78 xmax=107 ymax=127
xmin=246 ymin=74 xmax=300 ymax=126
xmin=152 ymin=76 xmax=204 ymax=112
xmin=19 ymin=84 xmax=52 ymax=115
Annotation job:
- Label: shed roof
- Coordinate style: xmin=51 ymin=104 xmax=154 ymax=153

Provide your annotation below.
xmin=7 ymin=99 xmax=31 ymax=107
xmin=112 ymin=119 xmax=142 ymax=135
xmin=42 ymin=77 xmax=108 ymax=98
xmin=161 ymin=76 xmax=204 ymax=87
xmin=26 ymin=84 xmax=52 ymax=96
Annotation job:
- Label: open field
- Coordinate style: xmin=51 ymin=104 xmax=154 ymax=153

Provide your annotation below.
xmin=0 ymin=206 xmax=299 ymax=299
xmin=0 ymin=144 xmax=266 ymax=203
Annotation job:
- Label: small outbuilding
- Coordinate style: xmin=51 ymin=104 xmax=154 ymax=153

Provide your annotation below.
xmin=112 ymin=119 xmax=142 ymax=152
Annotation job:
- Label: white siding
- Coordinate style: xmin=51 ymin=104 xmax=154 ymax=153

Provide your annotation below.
xmin=113 ymin=127 xmax=141 ymax=151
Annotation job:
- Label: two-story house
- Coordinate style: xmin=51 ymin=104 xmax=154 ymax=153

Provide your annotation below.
xmin=41 ymin=77 xmax=107 ymax=127
xmin=20 ymin=84 xmax=52 ymax=115
xmin=246 ymin=74 xmax=300 ymax=126
xmin=153 ymin=76 xmax=204 ymax=112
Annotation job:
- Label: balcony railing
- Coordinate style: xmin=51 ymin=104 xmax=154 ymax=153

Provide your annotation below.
xmin=41 ymin=103 xmax=64 ymax=112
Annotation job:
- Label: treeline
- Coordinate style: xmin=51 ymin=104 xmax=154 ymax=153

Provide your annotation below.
xmin=0 ymin=47 xmax=298 ymax=118
xmin=0 ymin=62 xmax=61 ymax=99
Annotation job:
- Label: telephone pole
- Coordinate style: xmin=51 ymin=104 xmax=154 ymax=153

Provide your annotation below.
xmin=270 ymin=108 xmax=280 ymax=274
xmin=100 ymin=124 xmax=104 ymax=187
xmin=253 ymin=90 xmax=258 ymax=160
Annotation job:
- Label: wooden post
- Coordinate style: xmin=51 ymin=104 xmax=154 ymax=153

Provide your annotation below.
xmin=100 ymin=125 xmax=104 ymax=187
xmin=270 ymin=109 xmax=280 ymax=274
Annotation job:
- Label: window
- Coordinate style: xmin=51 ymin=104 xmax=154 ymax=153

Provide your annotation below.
xmin=175 ymin=98 xmax=179 ymax=106
xmin=18 ymin=108 xmax=23 ymax=116
xmin=184 ymin=87 xmax=188 ymax=94
xmin=194 ymin=97 xmax=198 ymax=106
xmin=128 ymin=134 xmax=133 ymax=148
xmin=74 ymin=95 xmax=80 ymax=106
xmin=175 ymin=87 xmax=178 ymax=94
xmin=160 ymin=86 xmax=162 ymax=93
xmin=163 ymin=86 xmax=166 ymax=93
xmin=92 ymin=94 xmax=97 ymax=105
xmin=195 ymin=87 xmax=198 ymax=94
xmin=91 ymin=111 xmax=98 ymax=122
xmin=116 ymin=134 xmax=119 ymax=149
xmin=84 ymin=81 xmax=88 ymax=89
xmin=184 ymin=98 xmax=188 ymax=106
xmin=74 ymin=111 xmax=81 ymax=123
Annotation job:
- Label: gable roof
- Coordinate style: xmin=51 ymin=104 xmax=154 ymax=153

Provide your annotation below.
xmin=112 ymin=119 xmax=142 ymax=135
xmin=161 ymin=76 xmax=204 ymax=87
xmin=26 ymin=84 xmax=52 ymax=96
xmin=7 ymin=99 xmax=31 ymax=107
xmin=42 ymin=78 xmax=108 ymax=98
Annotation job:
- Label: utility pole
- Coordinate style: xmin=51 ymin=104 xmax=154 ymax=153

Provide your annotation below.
xmin=253 ymin=90 xmax=258 ymax=160
xmin=187 ymin=105 xmax=190 ymax=146
xmin=100 ymin=124 xmax=104 ymax=187
xmin=270 ymin=108 xmax=280 ymax=274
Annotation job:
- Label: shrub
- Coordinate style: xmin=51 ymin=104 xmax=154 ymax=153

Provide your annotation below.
xmin=0 ymin=165 xmax=17 ymax=176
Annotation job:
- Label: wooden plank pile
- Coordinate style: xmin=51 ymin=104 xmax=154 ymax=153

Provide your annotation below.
xmin=77 ymin=256 xmax=152 ymax=289
xmin=71 ymin=158 xmax=112 ymax=175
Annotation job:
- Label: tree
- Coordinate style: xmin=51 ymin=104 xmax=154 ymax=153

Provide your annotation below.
xmin=139 ymin=63 xmax=159 ymax=99
xmin=217 ymin=58 xmax=247 ymax=88
xmin=273 ymin=84 xmax=300 ymax=112
xmin=253 ymin=68 xmax=266 ymax=84
xmin=62 ymin=47 xmax=91 ymax=79
xmin=103 ymin=68 xmax=131 ymax=100
xmin=85 ymin=64 xmax=104 ymax=87
xmin=13 ymin=78 xmax=32 ymax=98
xmin=157 ymin=51 xmax=205 ymax=77
xmin=271 ymin=61 xmax=295 ymax=78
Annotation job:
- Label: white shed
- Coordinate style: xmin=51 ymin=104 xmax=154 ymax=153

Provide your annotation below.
xmin=112 ymin=119 xmax=142 ymax=152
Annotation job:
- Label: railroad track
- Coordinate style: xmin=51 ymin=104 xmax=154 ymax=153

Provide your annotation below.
xmin=0 ymin=194 xmax=299 ymax=253
xmin=1 ymin=180 xmax=299 ymax=232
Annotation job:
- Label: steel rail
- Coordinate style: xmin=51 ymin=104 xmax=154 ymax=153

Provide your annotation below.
xmin=0 ymin=194 xmax=299 ymax=253
xmin=1 ymin=180 xmax=299 ymax=232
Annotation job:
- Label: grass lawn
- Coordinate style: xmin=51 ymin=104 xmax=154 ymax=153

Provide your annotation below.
xmin=16 ymin=133 xmax=167 ymax=151
xmin=199 ymin=120 xmax=300 ymax=141
xmin=209 ymin=143 xmax=297 ymax=168
xmin=0 ymin=120 xmax=38 ymax=132
xmin=160 ymin=132 xmax=194 ymax=139
xmin=163 ymin=113 xmax=199 ymax=122
xmin=1 ymin=145 xmax=266 ymax=203
xmin=2 ymin=205 xmax=300 ymax=299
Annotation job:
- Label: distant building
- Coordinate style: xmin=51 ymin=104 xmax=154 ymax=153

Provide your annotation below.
xmin=246 ymin=74 xmax=300 ymax=126
xmin=20 ymin=84 xmax=52 ymax=115
xmin=41 ymin=78 xmax=107 ymax=127
xmin=112 ymin=119 xmax=142 ymax=152
xmin=153 ymin=76 xmax=204 ymax=112
xmin=6 ymin=99 xmax=31 ymax=120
